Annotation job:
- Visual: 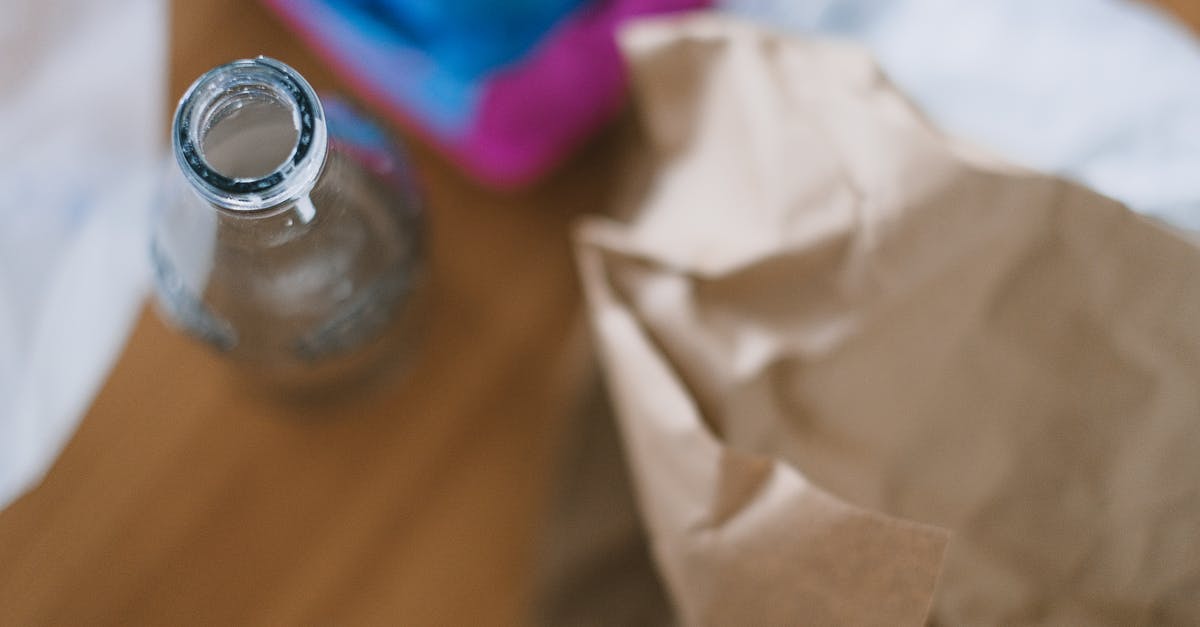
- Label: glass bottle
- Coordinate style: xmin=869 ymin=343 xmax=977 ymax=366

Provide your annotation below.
xmin=151 ymin=57 xmax=424 ymax=391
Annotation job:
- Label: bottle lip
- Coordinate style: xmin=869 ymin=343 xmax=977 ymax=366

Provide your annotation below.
xmin=173 ymin=56 xmax=327 ymax=212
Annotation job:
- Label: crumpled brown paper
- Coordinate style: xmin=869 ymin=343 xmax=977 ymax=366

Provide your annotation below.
xmin=575 ymin=13 xmax=1200 ymax=626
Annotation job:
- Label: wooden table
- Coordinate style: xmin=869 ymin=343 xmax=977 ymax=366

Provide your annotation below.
xmin=2 ymin=2 xmax=1198 ymax=625
xmin=0 ymin=1 xmax=633 ymax=624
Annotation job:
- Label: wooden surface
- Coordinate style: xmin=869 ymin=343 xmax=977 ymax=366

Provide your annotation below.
xmin=1156 ymin=0 xmax=1200 ymax=28
xmin=3 ymin=2 xmax=1200 ymax=625
xmin=0 ymin=1 xmax=633 ymax=624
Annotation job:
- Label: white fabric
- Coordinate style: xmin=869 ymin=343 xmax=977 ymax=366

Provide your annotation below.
xmin=724 ymin=0 xmax=1200 ymax=231
xmin=0 ymin=0 xmax=165 ymax=509
xmin=2 ymin=0 xmax=1199 ymax=512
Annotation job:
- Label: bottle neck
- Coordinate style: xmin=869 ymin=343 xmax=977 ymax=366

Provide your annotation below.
xmin=173 ymin=56 xmax=327 ymax=213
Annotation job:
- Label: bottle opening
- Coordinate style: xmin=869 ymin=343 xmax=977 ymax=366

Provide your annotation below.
xmin=174 ymin=57 xmax=327 ymax=212
xmin=200 ymin=89 xmax=299 ymax=180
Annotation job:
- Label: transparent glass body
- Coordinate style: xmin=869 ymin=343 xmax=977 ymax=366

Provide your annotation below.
xmin=152 ymin=57 xmax=423 ymax=390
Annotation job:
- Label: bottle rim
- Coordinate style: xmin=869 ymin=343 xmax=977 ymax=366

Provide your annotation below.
xmin=172 ymin=56 xmax=327 ymax=212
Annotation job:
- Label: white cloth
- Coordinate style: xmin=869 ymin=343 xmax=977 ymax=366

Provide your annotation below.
xmin=0 ymin=0 xmax=165 ymax=509
xmin=2 ymin=0 xmax=1199 ymax=512
xmin=723 ymin=0 xmax=1200 ymax=231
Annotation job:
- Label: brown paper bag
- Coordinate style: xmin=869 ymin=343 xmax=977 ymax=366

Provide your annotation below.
xmin=575 ymin=14 xmax=1200 ymax=626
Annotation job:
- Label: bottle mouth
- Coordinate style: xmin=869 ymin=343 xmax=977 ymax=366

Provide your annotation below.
xmin=173 ymin=56 xmax=327 ymax=212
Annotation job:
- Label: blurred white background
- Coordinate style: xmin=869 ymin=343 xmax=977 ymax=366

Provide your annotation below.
xmin=0 ymin=0 xmax=165 ymax=508
xmin=2 ymin=0 xmax=1199 ymax=511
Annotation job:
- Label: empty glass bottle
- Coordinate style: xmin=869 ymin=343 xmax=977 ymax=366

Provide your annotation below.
xmin=152 ymin=57 xmax=424 ymax=390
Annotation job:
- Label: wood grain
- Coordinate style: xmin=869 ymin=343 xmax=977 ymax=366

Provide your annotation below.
xmin=1 ymin=1 xmax=1198 ymax=625
xmin=0 ymin=0 xmax=633 ymax=624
